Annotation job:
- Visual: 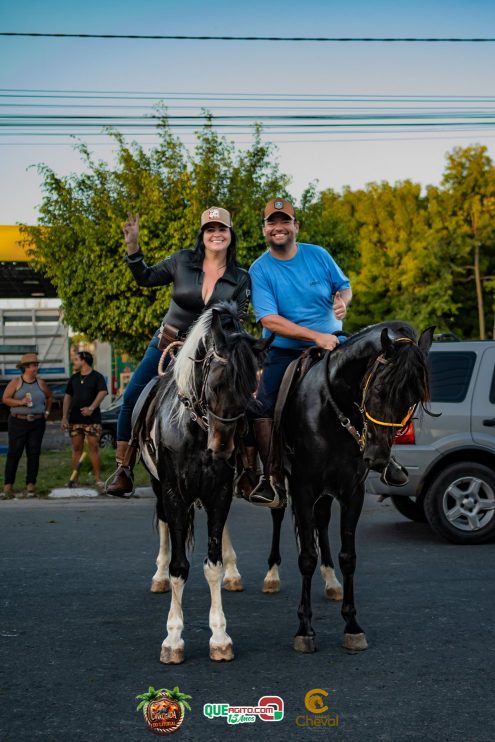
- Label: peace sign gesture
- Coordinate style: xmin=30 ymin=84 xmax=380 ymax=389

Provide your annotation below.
xmin=123 ymin=213 xmax=140 ymax=254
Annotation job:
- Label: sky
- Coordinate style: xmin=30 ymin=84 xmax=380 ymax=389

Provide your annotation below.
xmin=1 ymin=0 xmax=495 ymax=224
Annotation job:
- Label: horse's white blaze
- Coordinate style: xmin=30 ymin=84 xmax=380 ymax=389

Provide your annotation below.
xmin=162 ymin=576 xmax=185 ymax=651
xmin=204 ymin=559 xmax=232 ymax=649
xmin=222 ymin=526 xmax=242 ymax=584
xmin=320 ymin=565 xmax=343 ymax=599
xmin=151 ymin=520 xmax=170 ymax=587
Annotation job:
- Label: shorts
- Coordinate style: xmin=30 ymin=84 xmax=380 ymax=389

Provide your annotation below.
xmin=69 ymin=423 xmax=103 ymax=440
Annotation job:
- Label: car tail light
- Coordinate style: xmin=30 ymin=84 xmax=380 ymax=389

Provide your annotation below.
xmin=394 ymin=421 xmax=415 ymax=445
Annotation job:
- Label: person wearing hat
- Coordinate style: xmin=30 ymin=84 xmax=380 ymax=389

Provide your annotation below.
xmin=244 ymin=197 xmax=352 ymax=507
xmin=106 ymin=207 xmax=250 ymax=497
xmin=2 ymin=352 xmax=53 ymax=498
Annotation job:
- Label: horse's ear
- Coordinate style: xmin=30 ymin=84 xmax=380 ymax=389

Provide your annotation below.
xmin=211 ymin=309 xmax=227 ymax=354
xmin=380 ymin=328 xmax=394 ymax=357
xmin=252 ymin=333 xmax=275 ymax=354
xmin=418 ymin=326 xmax=435 ymax=355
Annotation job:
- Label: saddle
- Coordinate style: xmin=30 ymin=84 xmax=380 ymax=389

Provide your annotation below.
xmin=273 ymin=346 xmax=326 ymax=434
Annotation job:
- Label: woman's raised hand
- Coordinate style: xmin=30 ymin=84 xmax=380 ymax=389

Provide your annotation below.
xmin=123 ymin=213 xmax=140 ymax=253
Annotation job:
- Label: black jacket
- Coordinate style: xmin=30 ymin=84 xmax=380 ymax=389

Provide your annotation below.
xmin=125 ymin=249 xmax=251 ymax=334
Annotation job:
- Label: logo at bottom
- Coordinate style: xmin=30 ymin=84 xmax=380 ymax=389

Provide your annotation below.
xmin=136 ymin=685 xmax=192 ymax=735
xmin=295 ymin=688 xmax=340 ymax=728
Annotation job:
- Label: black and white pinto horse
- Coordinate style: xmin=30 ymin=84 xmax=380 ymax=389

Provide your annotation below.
xmin=136 ymin=301 xmax=269 ymax=664
xmin=277 ymin=321 xmax=433 ymax=652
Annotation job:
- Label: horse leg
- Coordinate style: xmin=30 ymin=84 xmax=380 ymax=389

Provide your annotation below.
xmin=222 ymin=524 xmax=244 ymax=592
xmin=293 ymin=494 xmax=318 ymax=653
xmin=339 ymin=489 xmax=368 ymax=652
xmin=262 ymin=507 xmax=285 ymax=593
xmin=204 ymin=501 xmax=234 ymax=662
xmin=160 ymin=514 xmax=190 ymax=665
xmin=316 ymin=496 xmax=343 ymax=601
xmin=150 ymin=519 xmax=171 ymax=593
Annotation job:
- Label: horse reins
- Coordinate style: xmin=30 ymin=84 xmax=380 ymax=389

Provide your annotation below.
xmin=178 ymin=347 xmax=246 ymax=433
xmin=326 ymin=337 xmax=417 ymax=451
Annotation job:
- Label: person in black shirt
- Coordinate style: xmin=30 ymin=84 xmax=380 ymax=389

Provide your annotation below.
xmin=106 ymin=207 xmax=250 ymax=497
xmin=62 ymin=351 xmax=108 ymax=492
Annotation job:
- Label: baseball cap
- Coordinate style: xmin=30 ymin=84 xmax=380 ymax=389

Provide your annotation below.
xmin=200 ymin=207 xmax=232 ymax=229
xmin=263 ymin=198 xmax=295 ymax=220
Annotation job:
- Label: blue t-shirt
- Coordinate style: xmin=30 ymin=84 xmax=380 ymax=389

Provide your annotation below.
xmin=249 ymin=242 xmax=350 ymax=350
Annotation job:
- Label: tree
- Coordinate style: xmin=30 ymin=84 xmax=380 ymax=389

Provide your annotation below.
xmin=436 ymin=146 xmax=495 ymax=339
xmin=22 ymin=115 xmax=290 ymax=357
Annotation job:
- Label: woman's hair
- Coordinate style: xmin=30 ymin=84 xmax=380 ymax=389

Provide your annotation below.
xmin=192 ymin=227 xmax=238 ymax=268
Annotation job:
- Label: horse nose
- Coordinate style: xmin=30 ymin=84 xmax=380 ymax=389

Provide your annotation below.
xmin=363 ymin=446 xmax=389 ymax=472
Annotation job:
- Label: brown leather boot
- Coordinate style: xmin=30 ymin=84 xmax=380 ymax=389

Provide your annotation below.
xmin=249 ymin=418 xmax=285 ymax=508
xmin=234 ymin=446 xmax=261 ymax=500
xmin=106 ymin=440 xmax=138 ymax=498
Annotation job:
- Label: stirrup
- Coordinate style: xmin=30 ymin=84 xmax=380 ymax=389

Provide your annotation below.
xmin=380 ymin=456 xmax=409 ymax=487
xmin=249 ymin=476 xmax=285 ymax=509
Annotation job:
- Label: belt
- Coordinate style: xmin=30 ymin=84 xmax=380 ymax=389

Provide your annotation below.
xmin=11 ymin=413 xmax=44 ymax=421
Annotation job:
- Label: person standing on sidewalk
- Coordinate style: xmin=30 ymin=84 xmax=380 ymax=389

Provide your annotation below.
xmin=61 ymin=351 xmax=108 ymax=492
xmin=2 ymin=352 xmax=53 ymax=498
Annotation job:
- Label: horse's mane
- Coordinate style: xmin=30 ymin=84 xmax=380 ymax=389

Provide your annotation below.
xmin=335 ymin=321 xmax=430 ymax=405
xmin=172 ymin=301 xmax=259 ymax=420
xmin=173 ymin=307 xmax=216 ymax=399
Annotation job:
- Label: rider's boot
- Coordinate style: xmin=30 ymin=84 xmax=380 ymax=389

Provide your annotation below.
xmin=380 ymin=455 xmax=409 ymax=487
xmin=235 ymin=446 xmax=262 ymax=500
xmin=106 ymin=440 xmax=138 ymax=498
xmin=249 ymin=418 xmax=285 ymax=509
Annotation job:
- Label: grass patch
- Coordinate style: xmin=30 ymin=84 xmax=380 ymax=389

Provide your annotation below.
xmin=0 ymin=447 xmax=152 ymax=496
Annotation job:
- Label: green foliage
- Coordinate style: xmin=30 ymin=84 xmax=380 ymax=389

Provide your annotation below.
xmin=22 ymin=114 xmax=290 ymax=357
xmin=23 ymin=130 xmax=495 ymax=346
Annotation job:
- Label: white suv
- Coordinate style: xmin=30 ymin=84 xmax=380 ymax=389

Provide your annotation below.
xmin=367 ymin=340 xmax=495 ymax=544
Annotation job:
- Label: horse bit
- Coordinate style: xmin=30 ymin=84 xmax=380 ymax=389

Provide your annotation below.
xmin=177 ymin=347 xmax=246 ymax=433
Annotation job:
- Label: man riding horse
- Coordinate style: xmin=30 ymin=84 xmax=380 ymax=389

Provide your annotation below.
xmin=243 ymin=198 xmax=407 ymax=507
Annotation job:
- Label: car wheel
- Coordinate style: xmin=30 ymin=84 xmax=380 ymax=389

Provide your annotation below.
xmin=99 ymin=430 xmax=115 ymax=449
xmin=391 ymin=495 xmax=427 ymax=523
xmin=424 ymin=462 xmax=495 ymax=544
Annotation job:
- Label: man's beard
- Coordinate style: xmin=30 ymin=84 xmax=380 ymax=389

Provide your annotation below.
xmin=268 ymin=236 xmax=292 ymax=252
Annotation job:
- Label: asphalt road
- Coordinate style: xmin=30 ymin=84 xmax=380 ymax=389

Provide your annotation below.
xmin=1 ymin=495 xmax=494 ymax=742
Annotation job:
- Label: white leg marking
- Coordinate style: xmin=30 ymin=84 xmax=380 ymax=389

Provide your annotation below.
xmin=262 ymin=564 xmax=281 ymax=593
xmin=151 ymin=520 xmax=170 ymax=593
xmin=160 ymin=575 xmax=185 ymax=664
xmin=321 ymin=565 xmax=343 ymax=601
xmin=204 ymin=559 xmax=234 ymax=661
xmin=222 ymin=525 xmax=243 ymax=591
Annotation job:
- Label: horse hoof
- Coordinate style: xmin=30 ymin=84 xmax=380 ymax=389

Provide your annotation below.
xmin=223 ymin=577 xmax=244 ymax=592
xmin=210 ymin=642 xmax=234 ymax=662
xmin=150 ymin=578 xmax=170 ymax=593
xmin=325 ymin=585 xmax=343 ymax=601
xmin=262 ymin=579 xmax=280 ymax=593
xmin=294 ymin=635 xmax=316 ymax=653
xmin=160 ymin=644 xmax=185 ymax=664
xmin=342 ymin=633 xmax=368 ymax=652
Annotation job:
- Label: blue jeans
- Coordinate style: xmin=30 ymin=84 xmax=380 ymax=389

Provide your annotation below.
xmin=256 ymin=347 xmax=303 ymax=418
xmin=116 ymin=331 xmax=171 ymax=442
xmin=244 ymin=347 xmax=302 ymax=446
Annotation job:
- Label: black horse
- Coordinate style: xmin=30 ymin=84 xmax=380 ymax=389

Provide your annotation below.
xmin=277 ymin=321 xmax=433 ymax=652
xmin=136 ymin=301 xmax=269 ymax=664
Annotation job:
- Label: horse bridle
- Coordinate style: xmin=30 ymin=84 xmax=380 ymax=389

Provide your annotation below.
xmin=326 ymin=337 xmax=417 ymax=452
xmin=178 ymin=347 xmax=247 ymax=433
